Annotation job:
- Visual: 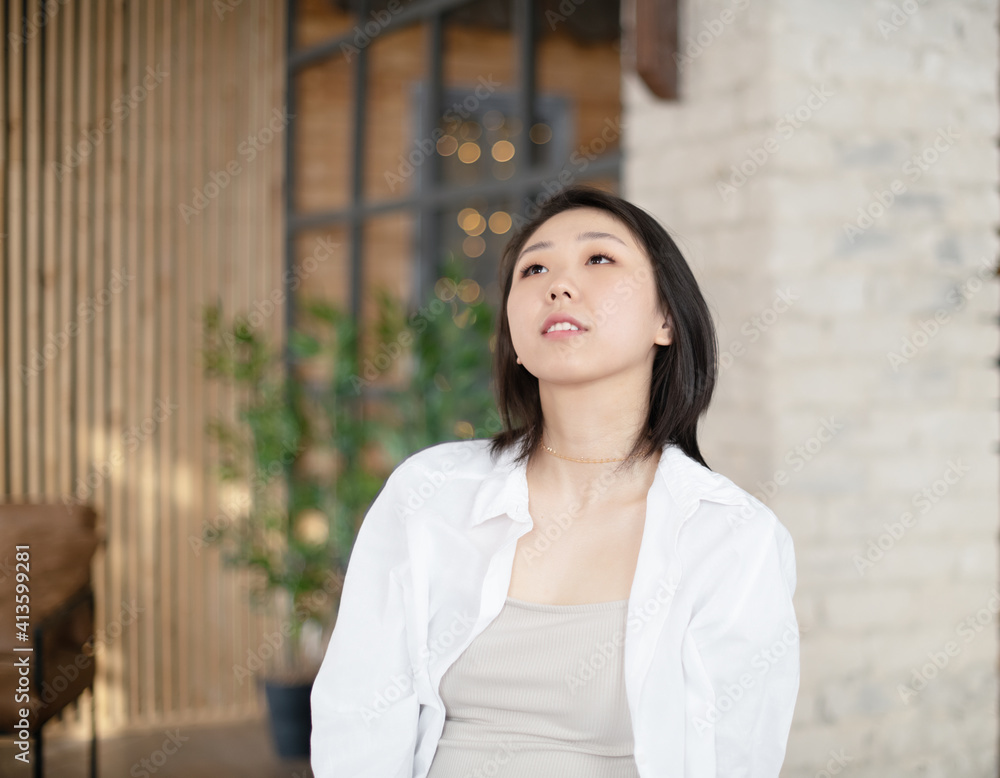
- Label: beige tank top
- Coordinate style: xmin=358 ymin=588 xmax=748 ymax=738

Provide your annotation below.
xmin=426 ymin=596 xmax=640 ymax=778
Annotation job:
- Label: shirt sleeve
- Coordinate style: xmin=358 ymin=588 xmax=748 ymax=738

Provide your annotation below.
xmin=685 ymin=504 xmax=800 ymax=777
xmin=310 ymin=463 xmax=419 ymax=778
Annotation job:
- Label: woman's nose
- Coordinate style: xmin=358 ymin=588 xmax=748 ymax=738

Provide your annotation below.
xmin=547 ymin=275 xmax=575 ymax=299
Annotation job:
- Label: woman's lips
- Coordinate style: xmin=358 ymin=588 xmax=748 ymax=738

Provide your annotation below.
xmin=542 ymin=328 xmax=586 ymax=339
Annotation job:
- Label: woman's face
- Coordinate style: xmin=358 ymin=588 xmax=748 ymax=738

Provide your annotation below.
xmin=506 ymin=206 xmax=672 ymax=388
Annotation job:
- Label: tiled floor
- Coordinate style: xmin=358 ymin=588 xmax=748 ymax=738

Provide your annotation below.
xmin=0 ymin=718 xmax=313 ymax=777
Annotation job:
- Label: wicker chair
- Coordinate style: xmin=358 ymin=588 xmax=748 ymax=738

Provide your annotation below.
xmin=0 ymin=503 xmax=101 ymax=778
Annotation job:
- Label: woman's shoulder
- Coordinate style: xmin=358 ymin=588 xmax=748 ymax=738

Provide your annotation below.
xmin=665 ymin=451 xmax=796 ymax=593
xmin=385 ymin=438 xmax=503 ymax=487
xmin=662 ymin=446 xmax=773 ymax=519
xmin=665 ymin=448 xmax=793 ymax=557
xmin=374 ymin=439 xmax=510 ymax=525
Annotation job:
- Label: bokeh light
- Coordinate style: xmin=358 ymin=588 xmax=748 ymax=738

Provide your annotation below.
xmin=489 ymin=211 xmax=512 ymax=234
xmin=458 ymin=142 xmax=481 ymax=163
xmin=492 ymin=140 xmax=515 ymax=162
xmin=458 ymin=279 xmax=481 ymax=303
xmin=453 ymin=308 xmax=476 ymax=328
xmin=464 ymin=215 xmax=486 ymax=236
xmin=463 ymin=236 xmax=486 ymax=257
xmin=459 ymin=121 xmax=482 ymax=140
xmin=457 ymin=208 xmax=480 ymax=231
xmin=493 ymin=161 xmax=515 ymax=180
xmin=436 ymin=135 xmax=457 ymax=156
xmin=529 ymin=123 xmax=552 ymax=144
xmin=454 ymin=420 xmax=475 ymax=439
xmin=483 ymin=110 xmax=505 ymax=131
xmin=435 ymin=277 xmax=458 ymax=301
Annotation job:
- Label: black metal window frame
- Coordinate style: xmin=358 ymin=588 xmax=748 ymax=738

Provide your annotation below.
xmin=284 ymin=0 xmax=622 ymax=338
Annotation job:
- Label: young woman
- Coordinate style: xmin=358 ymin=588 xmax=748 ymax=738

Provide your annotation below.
xmin=311 ymin=186 xmax=799 ymax=777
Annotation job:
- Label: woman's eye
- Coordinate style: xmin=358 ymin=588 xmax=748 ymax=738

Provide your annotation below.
xmin=519 ymin=255 xmax=614 ymax=277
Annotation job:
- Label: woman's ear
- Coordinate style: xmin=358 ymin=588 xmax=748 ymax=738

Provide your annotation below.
xmin=655 ymin=311 xmax=674 ymax=347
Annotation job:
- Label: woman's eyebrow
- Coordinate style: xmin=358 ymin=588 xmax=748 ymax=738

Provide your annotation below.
xmin=518 ymin=231 xmax=628 ymax=261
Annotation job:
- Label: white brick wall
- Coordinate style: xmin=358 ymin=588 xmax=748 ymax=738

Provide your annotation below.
xmin=623 ymin=0 xmax=999 ymax=774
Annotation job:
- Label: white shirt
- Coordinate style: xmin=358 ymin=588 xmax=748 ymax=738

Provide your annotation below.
xmin=311 ymin=438 xmax=799 ymax=778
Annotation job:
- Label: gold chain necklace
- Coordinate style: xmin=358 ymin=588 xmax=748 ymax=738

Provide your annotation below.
xmin=540 ymin=441 xmax=626 ymax=464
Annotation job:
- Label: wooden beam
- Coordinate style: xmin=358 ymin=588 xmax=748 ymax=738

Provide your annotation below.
xmin=634 ymin=0 xmax=679 ymax=100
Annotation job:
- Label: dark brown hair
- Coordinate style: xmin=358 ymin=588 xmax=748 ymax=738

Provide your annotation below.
xmin=487 ymin=185 xmax=718 ymax=474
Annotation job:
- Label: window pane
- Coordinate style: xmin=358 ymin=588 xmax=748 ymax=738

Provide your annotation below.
xmin=295 ymin=55 xmax=353 ymax=213
xmin=296 ymin=0 xmax=360 ymax=49
xmin=363 ymin=23 xmax=430 ymax=201
xmin=287 ymin=0 xmax=622 ymax=369
xmin=293 ymin=225 xmax=351 ymax=308
xmin=536 ymin=0 xmax=622 ymax=190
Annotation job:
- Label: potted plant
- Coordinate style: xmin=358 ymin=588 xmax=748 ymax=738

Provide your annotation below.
xmin=199 ymin=261 xmax=497 ymax=758
xmin=201 ymin=297 xmax=381 ymax=758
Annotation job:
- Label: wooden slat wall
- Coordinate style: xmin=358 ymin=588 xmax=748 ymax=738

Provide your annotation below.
xmin=2 ymin=0 xmax=286 ymax=735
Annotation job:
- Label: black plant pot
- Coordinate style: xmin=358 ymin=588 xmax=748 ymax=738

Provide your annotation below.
xmin=264 ymin=678 xmax=314 ymax=759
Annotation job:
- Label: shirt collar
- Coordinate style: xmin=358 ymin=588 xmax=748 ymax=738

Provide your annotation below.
xmin=470 ymin=443 xmax=530 ymax=526
xmin=469 ymin=440 xmax=749 ymax=527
